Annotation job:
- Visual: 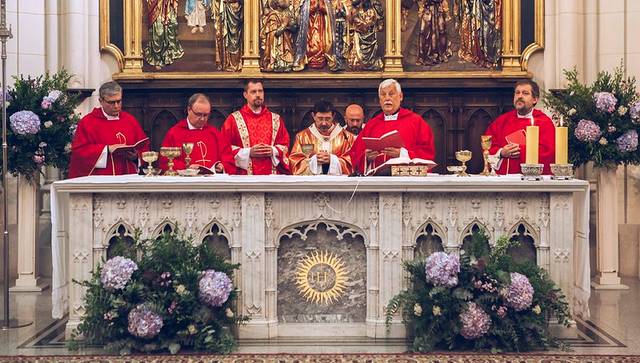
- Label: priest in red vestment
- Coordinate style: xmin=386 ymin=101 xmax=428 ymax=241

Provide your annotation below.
xmin=159 ymin=93 xmax=236 ymax=174
xmin=350 ymin=79 xmax=436 ymax=174
xmin=221 ymin=79 xmax=290 ymax=175
xmin=484 ymin=80 xmax=555 ymax=175
xmin=68 ymin=81 xmax=149 ymax=178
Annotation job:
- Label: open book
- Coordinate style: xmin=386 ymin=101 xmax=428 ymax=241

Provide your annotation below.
xmin=365 ymin=157 xmax=437 ymax=176
xmin=362 ymin=130 xmax=404 ymax=151
xmin=194 ymin=163 xmax=226 ymax=175
xmin=110 ymin=137 xmax=149 ymax=153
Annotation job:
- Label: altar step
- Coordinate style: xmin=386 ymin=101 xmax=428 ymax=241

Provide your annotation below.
xmin=237 ymin=337 xmax=409 ymax=353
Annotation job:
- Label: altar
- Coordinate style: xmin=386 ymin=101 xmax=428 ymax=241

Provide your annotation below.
xmin=50 ymin=175 xmax=590 ymax=343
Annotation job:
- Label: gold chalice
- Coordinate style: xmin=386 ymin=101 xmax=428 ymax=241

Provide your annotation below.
xmin=301 ymin=144 xmax=315 ymax=175
xmin=160 ymin=146 xmax=182 ymax=176
xmin=182 ymin=142 xmax=194 ymax=169
xmin=455 ymin=150 xmax=472 ymax=177
xmin=141 ymin=151 xmax=159 ymax=177
xmin=480 ymin=135 xmax=492 ymax=176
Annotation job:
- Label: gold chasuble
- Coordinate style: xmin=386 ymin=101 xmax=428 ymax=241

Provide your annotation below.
xmin=290 ymin=124 xmax=355 ymax=175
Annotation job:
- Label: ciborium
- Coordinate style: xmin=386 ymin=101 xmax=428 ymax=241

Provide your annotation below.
xmin=141 ymin=151 xmax=159 ymax=177
xmin=454 ymin=150 xmax=472 ymax=177
xmin=160 ymin=146 xmax=181 ymax=176
xmin=182 ymin=142 xmax=194 ymax=169
xmin=480 ymin=135 xmax=492 ymax=176
xmin=301 ymin=144 xmax=315 ymax=175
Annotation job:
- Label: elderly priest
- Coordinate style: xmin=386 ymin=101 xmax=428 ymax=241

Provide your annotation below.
xmin=350 ymin=79 xmax=435 ymax=174
xmin=159 ymin=93 xmax=236 ymax=174
xmin=68 ymin=81 xmax=149 ymax=178
xmin=290 ymin=100 xmax=355 ymax=175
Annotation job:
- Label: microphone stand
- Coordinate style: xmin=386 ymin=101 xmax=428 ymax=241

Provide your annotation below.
xmin=1 ymin=0 xmax=32 ymax=330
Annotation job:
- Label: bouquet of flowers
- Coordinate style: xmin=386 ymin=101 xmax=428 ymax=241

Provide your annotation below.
xmin=70 ymin=229 xmax=246 ymax=355
xmin=386 ymin=232 xmax=571 ymax=352
xmin=544 ymin=64 xmax=640 ymax=168
xmin=1 ymin=70 xmax=81 ymax=181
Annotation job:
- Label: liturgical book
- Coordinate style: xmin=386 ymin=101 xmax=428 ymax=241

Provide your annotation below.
xmin=110 ymin=137 xmax=149 ymax=153
xmin=362 ymin=130 xmax=405 ymax=151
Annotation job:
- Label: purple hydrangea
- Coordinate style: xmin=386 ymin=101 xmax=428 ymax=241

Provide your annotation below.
xmin=198 ymin=270 xmax=233 ymax=307
xmin=615 ymin=130 xmax=638 ymax=153
xmin=127 ymin=305 xmax=163 ymax=338
xmin=631 ymin=101 xmax=640 ymax=122
xmin=41 ymin=98 xmax=52 ymax=110
xmin=425 ymin=252 xmax=460 ymax=287
xmin=505 ymin=272 xmax=534 ymax=311
xmin=594 ymin=92 xmax=617 ymax=113
xmin=9 ymin=110 xmax=41 ymax=135
xmin=574 ymin=119 xmax=602 ymax=142
xmin=459 ymin=302 xmax=491 ymax=339
xmin=100 ymin=256 xmax=138 ymax=290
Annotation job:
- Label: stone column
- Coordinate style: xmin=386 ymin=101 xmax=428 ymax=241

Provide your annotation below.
xmin=592 ymin=167 xmax=628 ymax=289
xmin=10 ymin=177 xmax=48 ymax=292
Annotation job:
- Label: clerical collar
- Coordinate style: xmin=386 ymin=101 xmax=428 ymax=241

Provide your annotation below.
xmin=187 ymin=118 xmax=203 ymax=130
xmin=517 ymin=109 xmax=534 ymax=119
xmin=384 ymin=112 xmax=399 ymax=121
xmin=101 ymin=108 xmax=119 ymax=120
xmin=250 ymin=106 xmax=263 ymax=115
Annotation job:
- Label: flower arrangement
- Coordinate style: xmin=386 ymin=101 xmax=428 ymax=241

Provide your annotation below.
xmin=70 ymin=229 xmax=246 ymax=355
xmin=386 ymin=232 xmax=571 ymax=352
xmin=544 ymin=64 xmax=640 ymax=168
xmin=1 ymin=70 xmax=81 ymax=181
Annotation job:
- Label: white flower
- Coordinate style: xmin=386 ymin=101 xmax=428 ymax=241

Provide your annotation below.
xmin=599 ymin=137 xmax=608 ymax=145
xmin=618 ymin=106 xmax=628 ymax=116
xmin=187 ymin=324 xmax=197 ymax=335
xmin=532 ymin=305 xmax=542 ymax=315
xmin=568 ymin=108 xmax=577 ymax=116
xmin=64 ymin=143 xmax=72 ymax=152
xmin=225 ymin=308 xmax=234 ymax=318
xmin=413 ymin=303 xmax=422 ymax=317
xmin=175 ymin=284 xmax=188 ymax=296
xmin=44 ymin=121 xmax=53 ymax=128
xmin=432 ymin=305 xmax=442 ymax=316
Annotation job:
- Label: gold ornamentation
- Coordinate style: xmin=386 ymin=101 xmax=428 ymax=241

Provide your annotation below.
xmin=295 ymin=250 xmax=348 ymax=305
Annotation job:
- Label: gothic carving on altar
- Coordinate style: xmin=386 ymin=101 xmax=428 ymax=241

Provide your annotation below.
xmin=99 ymin=0 xmax=543 ymax=76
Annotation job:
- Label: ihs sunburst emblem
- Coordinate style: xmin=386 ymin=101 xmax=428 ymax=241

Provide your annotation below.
xmin=295 ymin=250 xmax=348 ymax=305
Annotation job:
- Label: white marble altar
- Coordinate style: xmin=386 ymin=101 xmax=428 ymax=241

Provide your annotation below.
xmin=50 ymin=175 xmax=590 ymax=340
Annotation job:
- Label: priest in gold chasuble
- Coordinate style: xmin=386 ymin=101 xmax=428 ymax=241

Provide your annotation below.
xmin=290 ymin=100 xmax=355 ymax=175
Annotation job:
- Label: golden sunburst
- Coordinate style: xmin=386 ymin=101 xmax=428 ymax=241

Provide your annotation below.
xmin=295 ymin=250 xmax=348 ymax=305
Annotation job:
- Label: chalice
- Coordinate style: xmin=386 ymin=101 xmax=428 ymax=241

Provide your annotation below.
xmin=454 ymin=150 xmax=472 ymax=177
xmin=160 ymin=146 xmax=182 ymax=176
xmin=183 ymin=142 xmax=194 ymax=169
xmin=141 ymin=151 xmax=159 ymax=177
xmin=301 ymin=144 xmax=315 ymax=175
xmin=480 ymin=135 xmax=492 ymax=176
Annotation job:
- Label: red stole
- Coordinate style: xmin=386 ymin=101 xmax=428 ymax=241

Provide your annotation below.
xmin=159 ymin=119 xmax=236 ymax=173
xmin=68 ymin=108 xmax=149 ymax=178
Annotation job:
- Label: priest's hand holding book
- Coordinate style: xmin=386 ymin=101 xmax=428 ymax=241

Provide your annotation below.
xmin=500 ymin=143 xmax=520 ymax=158
xmin=108 ymin=144 xmax=139 ymax=161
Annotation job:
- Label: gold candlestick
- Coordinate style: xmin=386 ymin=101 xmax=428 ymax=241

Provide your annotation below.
xmin=480 ymin=135 xmax=492 ymax=176
xmin=160 ymin=146 xmax=181 ymax=176
xmin=455 ymin=150 xmax=472 ymax=177
xmin=182 ymin=142 xmax=194 ymax=169
xmin=141 ymin=151 xmax=159 ymax=177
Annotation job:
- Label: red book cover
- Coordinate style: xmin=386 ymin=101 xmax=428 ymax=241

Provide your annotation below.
xmin=362 ymin=130 xmax=405 ymax=151
xmin=505 ymin=130 xmax=526 ymax=145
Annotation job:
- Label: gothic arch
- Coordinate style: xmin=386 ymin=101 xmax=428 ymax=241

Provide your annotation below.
xmin=276 ymin=219 xmax=367 ymax=248
xmin=506 ymin=221 xmax=538 ymax=264
xmin=104 ymin=221 xmax=136 ymax=258
xmin=413 ymin=220 xmax=446 ymax=259
xmin=151 ymin=219 xmax=177 ymax=239
xmin=199 ymin=220 xmax=232 ymax=260
xmin=465 ymin=108 xmax=494 ymax=174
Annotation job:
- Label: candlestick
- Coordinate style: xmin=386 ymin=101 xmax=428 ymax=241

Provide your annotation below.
xmin=525 ymin=125 xmax=539 ymax=164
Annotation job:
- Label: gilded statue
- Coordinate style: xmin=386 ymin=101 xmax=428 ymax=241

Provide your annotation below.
xmin=457 ymin=0 xmax=502 ymax=68
xmin=347 ymin=0 xmax=384 ymax=71
xmin=144 ymin=0 xmax=184 ymax=69
xmin=260 ymin=0 xmax=298 ymax=72
xmin=185 ymin=0 xmax=211 ymax=33
xmin=416 ymin=0 xmax=452 ymax=65
xmin=293 ymin=0 xmax=336 ymax=70
xmin=213 ymin=0 xmax=244 ymax=71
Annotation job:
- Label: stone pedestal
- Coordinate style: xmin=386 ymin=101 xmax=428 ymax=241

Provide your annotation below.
xmin=592 ymin=167 xmax=628 ymax=290
xmin=10 ymin=177 xmax=49 ymax=292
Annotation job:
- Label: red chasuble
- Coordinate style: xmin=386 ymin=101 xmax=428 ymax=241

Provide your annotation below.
xmin=68 ymin=108 xmax=149 ymax=178
xmin=159 ymin=119 xmax=237 ymax=174
xmin=350 ymin=108 xmax=436 ymax=174
xmin=484 ymin=109 xmax=555 ymax=175
xmin=221 ymin=104 xmax=291 ymax=175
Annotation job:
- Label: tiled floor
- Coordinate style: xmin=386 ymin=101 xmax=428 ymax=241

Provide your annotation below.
xmin=1 ymin=278 xmax=639 ymax=356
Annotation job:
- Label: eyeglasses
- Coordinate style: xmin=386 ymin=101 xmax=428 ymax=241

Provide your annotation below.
xmin=315 ymin=117 xmax=333 ymax=122
xmin=190 ymin=108 xmax=210 ymax=119
xmin=101 ymin=99 xmax=122 ymax=105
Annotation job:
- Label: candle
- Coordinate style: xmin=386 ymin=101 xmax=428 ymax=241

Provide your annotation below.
xmin=555 ymin=116 xmax=568 ymax=164
xmin=525 ymin=124 xmax=539 ymax=164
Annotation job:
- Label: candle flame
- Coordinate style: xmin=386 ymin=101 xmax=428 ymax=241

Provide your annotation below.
xmin=559 ymin=115 xmax=564 ymax=127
